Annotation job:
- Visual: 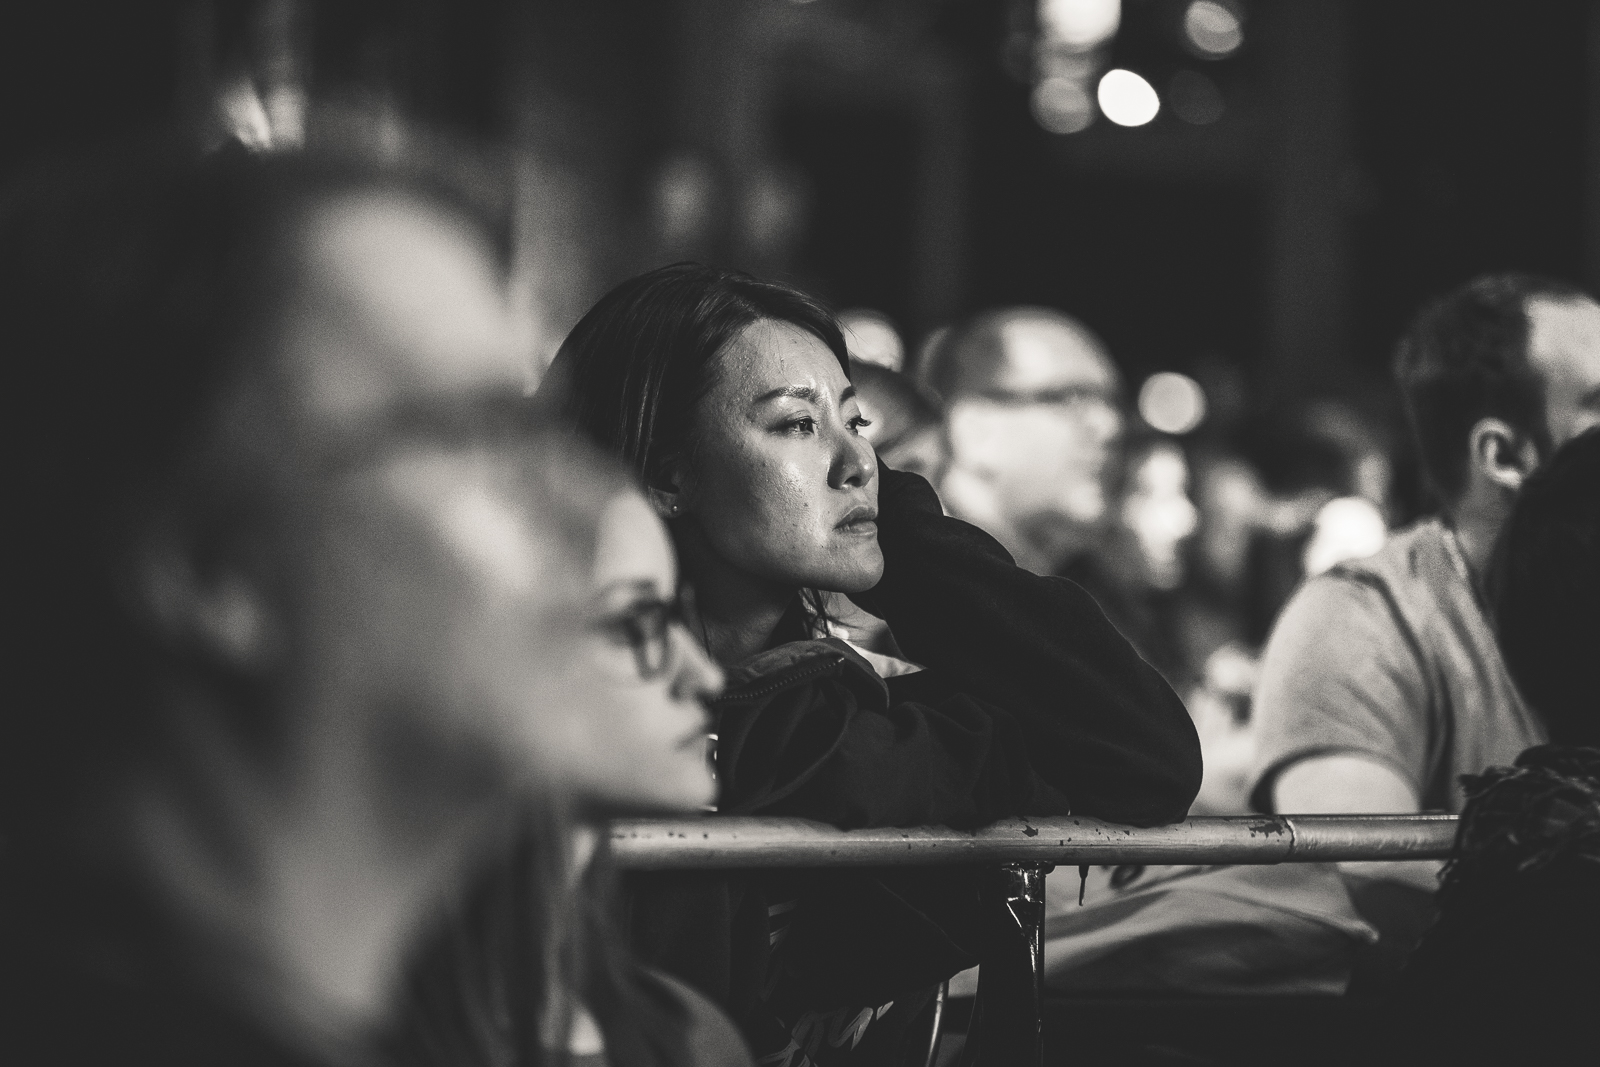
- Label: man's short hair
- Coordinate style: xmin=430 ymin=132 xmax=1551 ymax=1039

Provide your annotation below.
xmin=1393 ymin=273 xmax=1588 ymax=506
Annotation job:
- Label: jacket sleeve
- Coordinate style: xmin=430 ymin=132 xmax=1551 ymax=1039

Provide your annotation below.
xmin=851 ymin=464 xmax=1202 ymax=826
xmin=713 ymin=640 xmax=1072 ymax=829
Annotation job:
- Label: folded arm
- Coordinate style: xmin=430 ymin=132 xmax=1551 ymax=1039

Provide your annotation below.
xmin=852 ymin=465 xmax=1202 ymax=826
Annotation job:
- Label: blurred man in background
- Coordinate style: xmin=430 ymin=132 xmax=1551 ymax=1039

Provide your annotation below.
xmin=1248 ymin=274 xmax=1600 ymax=980
xmin=919 ymin=308 xmax=1123 ymax=575
xmin=919 ymin=307 xmax=1206 ymax=686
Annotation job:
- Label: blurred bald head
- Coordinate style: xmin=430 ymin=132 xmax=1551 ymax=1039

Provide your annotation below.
xmin=921 ymin=307 xmax=1119 ymax=404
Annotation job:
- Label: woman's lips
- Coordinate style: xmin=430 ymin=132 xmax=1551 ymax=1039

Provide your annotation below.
xmin=836 ymin=506 xmax=878 ymax=536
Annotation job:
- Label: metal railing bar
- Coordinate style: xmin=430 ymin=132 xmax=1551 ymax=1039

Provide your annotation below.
xmin=610 ymin=813 xmax=1458 ymax=869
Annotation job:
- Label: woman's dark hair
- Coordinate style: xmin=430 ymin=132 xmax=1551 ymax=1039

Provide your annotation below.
xmin=1488 ymin=428 xmax=1600 ymax=747
xmin=548 ymin=262 xmax=850 ymax=493
xmin=1393 ymin=272 xmax=1587 ymax=508
xmin=546 ymin=262 xmax=851 ymax=633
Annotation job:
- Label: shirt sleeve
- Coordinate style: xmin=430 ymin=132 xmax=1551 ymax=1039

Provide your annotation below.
xmin=1248 ymin=572 xmax=1433 ymax=812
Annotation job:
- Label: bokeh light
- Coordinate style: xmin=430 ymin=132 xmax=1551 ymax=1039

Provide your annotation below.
xmin=1183 ymin=0 xmax=1244 ymax=59
xmin=1138 ymin=371 xmax=1207 ymax=434
xmin=1123 ymin=442 xmax=1199 ymax=591
xmin=839 ymin=309 xmax=905 ymax=371
xmin=1303 ymin=496 xmax=1388 ymax=577
xmin=1039 ymin=0 xmax=1122 ymax=52
xmin=1168 ymin=69 xmax=1225 ymax=125
xmin=1097 ymin=68 xmax=1160 ymax=127
xmin=1032 ymin=76 xmax=1096 ymax=134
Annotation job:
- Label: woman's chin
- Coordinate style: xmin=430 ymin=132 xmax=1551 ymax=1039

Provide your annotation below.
xmin=808 ymin=545 xmax=884 ymax=594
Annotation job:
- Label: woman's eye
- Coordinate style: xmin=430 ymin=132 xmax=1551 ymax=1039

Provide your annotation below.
xmin=849 ymin=416 xmax=873 ymax=435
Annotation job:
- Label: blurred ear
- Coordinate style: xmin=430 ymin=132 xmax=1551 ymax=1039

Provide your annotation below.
xmin=131 ymin=524 xmax=279 ymax=675
xmin=1468 ymin=417 xmax=1540 ymax=493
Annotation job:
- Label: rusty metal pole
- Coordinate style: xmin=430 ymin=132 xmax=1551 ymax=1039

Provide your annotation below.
xmin=964 ymin=862 xmax=1052 ymax=1067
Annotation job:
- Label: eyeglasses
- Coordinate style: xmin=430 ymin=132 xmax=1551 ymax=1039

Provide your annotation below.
xmin=975 ymin=385 xmax=1117 ymax=408
xmin=593 ymin=587 xmax=694 ymax=681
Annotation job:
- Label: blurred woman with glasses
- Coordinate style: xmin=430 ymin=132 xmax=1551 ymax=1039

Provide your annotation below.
xmin=533 ymin=263 xmax=1203 ymax=1066
xmin=4 ymin=142 xmax=752 ymax=1067
xmin=398 ymin=473 xmax=753 ymax=1067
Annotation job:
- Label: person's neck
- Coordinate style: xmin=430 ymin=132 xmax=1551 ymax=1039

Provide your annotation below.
xmin=121 ymin=679 xmax=496 ymax=1065
xmin=673 ymin=519 xmax=797 ymax=664
xmin=1446 ymin=483 xmax=1513 ymax=579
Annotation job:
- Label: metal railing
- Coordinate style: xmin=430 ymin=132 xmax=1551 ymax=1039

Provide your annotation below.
xmin=612 ymin=814 xmax=1458 ymax=1066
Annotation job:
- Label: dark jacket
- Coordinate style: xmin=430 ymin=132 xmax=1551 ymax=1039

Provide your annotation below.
xmin=627 ymin=466 xmax=1202 ymax=1062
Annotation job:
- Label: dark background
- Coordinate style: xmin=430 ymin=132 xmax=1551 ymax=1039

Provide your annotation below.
xmin=5 ymin=0 xmax=1594 ymax=414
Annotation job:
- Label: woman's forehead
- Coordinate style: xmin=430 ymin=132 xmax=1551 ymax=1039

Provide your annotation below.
xmin=713 ymin=319 xmax=849 ymax=400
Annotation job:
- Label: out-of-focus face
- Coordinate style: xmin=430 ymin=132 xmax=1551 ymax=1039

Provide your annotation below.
xmin=1527 ymin=295 xmax=1600 ymax=448
xmin=552 ymin=493 xmax=722 ymax=814
xmin=944 ymin=316 xmax=1123 ymax=529
xmin=239 ymin=190 xmax=607 ymax=804
xmin=310 ymin=445 xmax=595 ymax=801
xmin=681 ymin=319 xmax=883 ymax=593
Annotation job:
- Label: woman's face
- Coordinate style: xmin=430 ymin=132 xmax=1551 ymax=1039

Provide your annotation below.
xmin=680 ymin=319 xmax=883 ymax=593
xmin=560 ymin=492 xmax=723 ymax=814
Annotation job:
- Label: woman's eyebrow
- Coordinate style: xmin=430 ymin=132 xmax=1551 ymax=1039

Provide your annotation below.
xmin=754 ymin=384 xmax=822 ymax=404
xmin=754 ymin=383 xmax=856 ymax=405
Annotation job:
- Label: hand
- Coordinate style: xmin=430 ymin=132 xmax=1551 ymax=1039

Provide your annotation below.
xmin=873 ymin=458 xmax=943 ymax=524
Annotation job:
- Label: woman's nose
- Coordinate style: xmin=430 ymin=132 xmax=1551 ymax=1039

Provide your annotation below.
xmin=669 ymin=624 xmax=724 ymax=703
xmin=830 ymin=424 xmax=877 ymax=490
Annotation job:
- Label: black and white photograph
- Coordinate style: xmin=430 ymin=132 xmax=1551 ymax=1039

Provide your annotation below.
xmin=4 ymin=2 xmax=1597 ymax=1065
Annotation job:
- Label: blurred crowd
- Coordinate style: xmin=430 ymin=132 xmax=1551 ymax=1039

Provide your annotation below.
xmin=4 ymin=43 xmax=1599 ymax=1067
xmin=839 ymin=304 xmax=1404 ymax=817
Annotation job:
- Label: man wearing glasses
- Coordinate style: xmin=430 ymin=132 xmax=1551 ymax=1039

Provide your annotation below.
xmin=920 ymin=307 xmax=1125 ymax=577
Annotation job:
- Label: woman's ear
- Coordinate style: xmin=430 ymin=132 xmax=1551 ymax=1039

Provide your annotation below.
xmin=645 ymin=486 xmax=683 ymax=520
xmin=1468 ymin=417 xmax=1540 ymax=494
xmin=645 ymin=457 xmax=691 ymax=520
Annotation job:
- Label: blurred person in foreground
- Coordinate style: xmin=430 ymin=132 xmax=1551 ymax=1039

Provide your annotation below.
xmin=545 ymin=264 xmax=1200 ymax=1066
xmin=1248 ymin=274 xmax=1600 ymax=976
xmin=1 ymin=143 xmax=748 ymax=1066
xmin=1384 ymin=431 xmax=1600 ymax=1058
xmin=1391 ymin=746 xmax=1600 ymax=1062
xmin=1486 ymin=426 xmax=1600 ymax=750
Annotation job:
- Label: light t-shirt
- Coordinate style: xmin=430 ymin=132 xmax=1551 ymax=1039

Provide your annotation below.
xmin=1249 ymin=517 xmax=1546 ymax=814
